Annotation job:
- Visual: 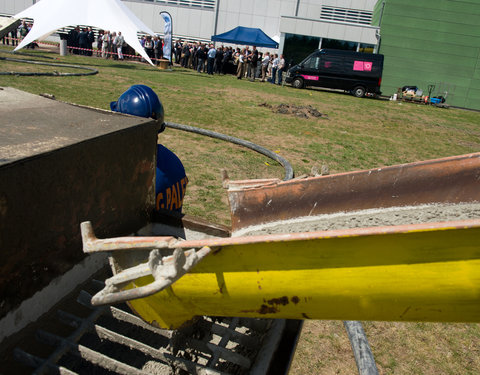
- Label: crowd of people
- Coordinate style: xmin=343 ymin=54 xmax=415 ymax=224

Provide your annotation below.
xmin=2 ymin=25 xmax=289 ymax=81
xmin=174 ymin=41 xmax=289 ymax=84
xmin=66 ymin=28 xmax=166 ymax=64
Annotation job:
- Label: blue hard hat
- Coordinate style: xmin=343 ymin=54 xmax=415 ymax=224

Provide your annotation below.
xmin=110 ymin=85 xmax=165 ymax=125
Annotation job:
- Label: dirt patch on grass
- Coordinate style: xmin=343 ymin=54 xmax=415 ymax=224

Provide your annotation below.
xmin=259 ymin=102 xmax=329 ymax=119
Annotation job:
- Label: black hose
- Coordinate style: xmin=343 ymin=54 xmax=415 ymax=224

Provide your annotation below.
xmin=0 ymin=56 xmax=98 ymax=76
xmin=165 ymin=121 xmax=294 ymax=181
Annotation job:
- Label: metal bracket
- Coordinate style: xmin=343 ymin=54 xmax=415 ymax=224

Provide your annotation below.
xmin=80 ymin=221 xmax=211 ymax=305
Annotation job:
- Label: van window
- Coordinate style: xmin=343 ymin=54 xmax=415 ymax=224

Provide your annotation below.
xmin=321 ymin=55 xmax=344 ymax=73
xmin=303 ymin=55 xmax=321 ymax=69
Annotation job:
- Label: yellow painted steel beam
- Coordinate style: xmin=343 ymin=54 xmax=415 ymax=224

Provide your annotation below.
xmin=123 ymin=222 xmax=480 ymax=329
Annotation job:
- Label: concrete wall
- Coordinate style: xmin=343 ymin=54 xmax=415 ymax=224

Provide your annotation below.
xmin=374 ymin=0 xmax=480 ymax=109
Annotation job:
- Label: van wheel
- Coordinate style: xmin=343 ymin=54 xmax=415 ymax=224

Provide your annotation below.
xmin=352 ymin=86 xmax=366 ymax=98
xmin=292 ymin=77 xmax=304 ymax=89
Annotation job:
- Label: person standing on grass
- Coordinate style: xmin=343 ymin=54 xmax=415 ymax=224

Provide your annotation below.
xmin=277 ymin=54 xmax=286 ymax=85
xmin=87 ymin=27 xmax=94 ymax=56
xmin=196 ymin=44 xmax=206 ymax=73
xmin=144 ymin=36 xmax=154 ymax=59
xmin=249 ymin=47 xmax=258 ymax=81
xmin=78 ymin=28 xmax=89 ymax=55
xmin=115 ymin=31 xmax=124 ymax=60
xmin=102 ymin=31 xmax=110 ymax=58
xmin=207 ymin=44 xmax=217 ymax=75
xmin=222 ymin=47 xmax=232 ymax=74
xmin=96 ymin=30 xmax=103 ymax=57
xmin=260 ymin=52 xmax=270 ymax=82
xmin=181 ymin=43 xmax=190 ymax=67
xmin=237 ymin=49 xmax=246 ymax=79
xmin=188 ymin=44 xmax=194 ymax=69
xmin=153 ymin=36 xmax=162 ymax=64
xmin=270 ymin=54 xmax=279 ymax=84
xmin=10 ymin=27 xmax=18 ymax=46
xmin=175 ymin=40 xmax=182 ymax=64
xmin=214 ymin=46 xmax=223 ymax=74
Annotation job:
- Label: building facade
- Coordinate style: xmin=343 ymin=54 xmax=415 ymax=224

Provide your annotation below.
xmin=1 ymin=0 xmax=379 ymax=63
xmin=373 ymin=0 xmax=480 ymax=109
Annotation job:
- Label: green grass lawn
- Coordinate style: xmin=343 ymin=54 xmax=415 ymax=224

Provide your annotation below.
xmin=1 ymin=47 xmax=480 ymax=374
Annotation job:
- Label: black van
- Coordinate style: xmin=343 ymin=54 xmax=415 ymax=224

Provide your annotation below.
xmin=285 ymin=49 xmax=384 ymax=97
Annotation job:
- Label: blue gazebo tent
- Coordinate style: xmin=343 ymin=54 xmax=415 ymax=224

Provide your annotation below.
xmin=211 ymin=26 xmax=278 ymax=48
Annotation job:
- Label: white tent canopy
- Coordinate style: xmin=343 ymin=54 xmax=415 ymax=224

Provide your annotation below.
xmin=14 ymin=0 xmax=155 ymax=65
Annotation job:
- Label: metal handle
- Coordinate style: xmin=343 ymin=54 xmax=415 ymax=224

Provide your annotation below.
xmin=80 ymin=221 xmax=212 ymax=305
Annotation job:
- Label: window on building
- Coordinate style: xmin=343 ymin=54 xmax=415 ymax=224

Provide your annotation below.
xmin=283 ymin=34 xmax=321 ymax=66
xmin=321 ymin=38 xmax=357 ymax=51
xmin=359 ymin=44 xmax=375 ymax=53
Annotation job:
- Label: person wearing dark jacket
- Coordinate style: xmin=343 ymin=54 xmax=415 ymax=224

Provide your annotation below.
xmin=78 ymin=28 xmax=89 ymax=55
xmin=196 ymin=44 xmax=206 ymax=73
xmin=249 ymin=47 xmax=258 ymax=81
xmin=181 ymin=43 xmax=190 ymax=68
xmin=214 ymin=46 xmax=224 ymax=74
xmin=68 ymin=27 xmax=79 ymax=54
xmin=87 ymin=27 xmax=94 ymax=56
xmin=222 ymin=47 xmax=232 ymax=74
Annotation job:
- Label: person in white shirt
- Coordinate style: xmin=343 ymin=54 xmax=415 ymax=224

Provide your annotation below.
xmin=102 ymin=31 xmax=110 ymax=59
xmin=261 ymin=52 xmax=270 ymax=82
xmin=277 ymin=54 xmax=286 ymax=85
xmin=237 ymin=49 xmax=246 ymax=79
xmin=207 ymin=44 xmax=216 ymax=75
xmin=114 ymin=31 xmax=124 ymax=60
xmin=270 ymin=54 xmax=279 ymax=84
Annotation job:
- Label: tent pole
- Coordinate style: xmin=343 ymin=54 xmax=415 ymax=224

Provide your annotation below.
xmin=213 ymin=0 xmax=221 ymax=47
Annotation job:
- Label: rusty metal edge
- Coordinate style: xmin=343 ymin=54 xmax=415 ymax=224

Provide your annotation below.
xmin=227 ymin=152 xmax=480 ymax=231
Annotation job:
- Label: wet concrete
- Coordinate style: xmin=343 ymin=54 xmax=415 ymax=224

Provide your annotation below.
xmin=233 ymin=202 xmax=480 ymax=237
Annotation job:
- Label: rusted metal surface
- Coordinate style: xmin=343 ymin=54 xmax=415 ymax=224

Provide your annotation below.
xmin=227 ymin=152 xmax=480 ymax=231
xmin=0 ymin=88 xmax=159 ymax=319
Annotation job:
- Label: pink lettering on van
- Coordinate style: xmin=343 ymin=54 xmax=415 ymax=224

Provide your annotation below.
xmin=301 ymin=75 xmax=319 ymax=81
xmin=353 ymin=61 xmax=373 ymax=71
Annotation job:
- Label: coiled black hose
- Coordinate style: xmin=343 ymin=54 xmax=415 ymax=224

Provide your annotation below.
xmin=165 ymin=121 xmax=294 ymax=181
xmin=0 ymin=56 xmax=98 ymax=76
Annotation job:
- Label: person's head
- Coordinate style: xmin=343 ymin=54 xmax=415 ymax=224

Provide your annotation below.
xmin=110 ymin=85 xmax=165 ymax=132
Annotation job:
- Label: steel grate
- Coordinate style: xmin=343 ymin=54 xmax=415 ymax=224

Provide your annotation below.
xmin=12 ymin=280 xmax=285 ymax=375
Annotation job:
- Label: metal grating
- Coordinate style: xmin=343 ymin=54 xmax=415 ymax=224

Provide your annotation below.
xmin=12 ymin=280 xmax=285 ymax=375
